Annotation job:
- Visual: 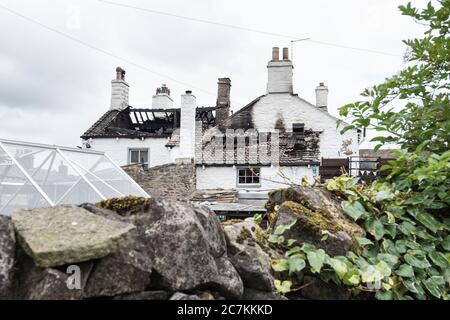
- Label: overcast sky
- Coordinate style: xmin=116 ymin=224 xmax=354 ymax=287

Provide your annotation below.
xmin=0 ymin=0 xmax=429 ymax=148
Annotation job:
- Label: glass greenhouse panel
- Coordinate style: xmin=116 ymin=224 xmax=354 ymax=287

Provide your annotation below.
xmin=0 ymin=146 xmax=51 ymax=214
xmin=0 ymin=139 xmax=149 ymax=216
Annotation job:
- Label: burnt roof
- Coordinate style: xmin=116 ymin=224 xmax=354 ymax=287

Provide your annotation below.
xmin=216 ymin=95 xmax=264 ymax=132
xmin=199 ymin=129 xmax=321 ymax=166
xmin=198 ymin=94 xmax=321 ymax=166
xmin=81 ymin=106 xmax=218 ymax=139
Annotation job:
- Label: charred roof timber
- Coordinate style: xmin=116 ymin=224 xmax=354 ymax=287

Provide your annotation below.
xmin=81 ymin=106 xmax=217 ymax=140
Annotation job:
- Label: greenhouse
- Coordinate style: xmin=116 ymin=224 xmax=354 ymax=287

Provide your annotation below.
xmin=0 ymin=139 xmax=149 ymax=215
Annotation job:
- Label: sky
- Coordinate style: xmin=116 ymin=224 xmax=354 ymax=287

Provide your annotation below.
xmin=0 ymin=0 xmax=429 ymax=148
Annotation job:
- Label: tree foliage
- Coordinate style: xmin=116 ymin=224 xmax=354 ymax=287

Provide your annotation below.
xmin=339 ymin=0 xmax=449 ymax=154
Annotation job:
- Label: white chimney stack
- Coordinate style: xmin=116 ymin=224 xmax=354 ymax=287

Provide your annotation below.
xmin=267 ymin=47 xmax=293 ymax=94
xmin=110 ymin=67 xmax=129 ymax=110
xmin=179 ymin=90 xmax=196 ymax=159
xmin=315 ymin=82 xmax=329 ymax=112
xmin=152 ymin=84 xmax=174 ymax=109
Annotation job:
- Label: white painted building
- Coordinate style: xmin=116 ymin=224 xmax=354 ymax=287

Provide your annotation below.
xmin=81 ymin=47 xmax=362 ymax=197
xmin=81 ymin=67 xmax=216 ymax=169
xmin=195 ymin=47 xmax=361 ymax=191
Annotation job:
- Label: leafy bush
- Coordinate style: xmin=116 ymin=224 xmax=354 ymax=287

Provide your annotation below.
xmin=267 ymin=1 xmax=449 ymax=300
xmin=268 ymin=174 xmax=449 ymax=300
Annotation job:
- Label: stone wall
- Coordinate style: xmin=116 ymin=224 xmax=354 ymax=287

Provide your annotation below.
xmin=122 ymin=163 xmax=196 ymax=201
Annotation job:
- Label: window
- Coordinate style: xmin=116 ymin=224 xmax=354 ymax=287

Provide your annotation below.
xmin=237 ymin=167 xmax=260 ymax=187
xmin=293 ymin=123 xmax=305 ymax=137
xmin=129 ymin=149 xmax=149 ymax=169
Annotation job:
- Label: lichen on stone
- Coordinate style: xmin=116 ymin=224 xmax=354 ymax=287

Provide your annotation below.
xmin=267 ymin=186 xmax=364 ymax=237
xmin=98 ymin=196 xmax=150 ymax=216
xmin=254 ymin=227 xmax=268 ymax=247
xmin=236 ymin=227 xmax=253 ymax=244
xmin=280 ymin=201 xmax=342 ymax=232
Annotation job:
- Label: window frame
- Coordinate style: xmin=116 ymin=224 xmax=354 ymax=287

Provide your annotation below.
xmin=236 ymin=166 xmax=261 ymax=188
xmin=128 ymin=148 xmax=149 ymax=169
xmin=292 ymin=123 xmax=305 ymax=138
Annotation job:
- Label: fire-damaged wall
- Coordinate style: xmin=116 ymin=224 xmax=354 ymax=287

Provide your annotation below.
xmin=122 ymin=163 xmax=196 ymax=201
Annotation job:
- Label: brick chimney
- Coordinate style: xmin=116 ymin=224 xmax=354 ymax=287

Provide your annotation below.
xmin=110 ymin=67 xmax=129 ymax=110
xmin=315 ymin=82 xmax=329 ymax=112
xmin=152 ymin=84 xmax=174 ymax=109
xmin=179 ymin=90 xmax=196 ymax=159
xmin=267 ymin=47 xmax=293 ymax=94
xmin=215 ymin=78 xmax=231 ymax=124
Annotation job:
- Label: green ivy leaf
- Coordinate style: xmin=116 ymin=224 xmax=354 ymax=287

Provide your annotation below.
xmin=343 ymin=268 xmax=361 ymax=286
xmin=402 ymin=279 xmax=425 ymax=297
xmin=375 ymin=290 xmax=394 ymax=300
xmin=274 ymin=280 xmax=292 ymax=294
xmin=374 ymin=189 xmax=395 ymax=202
xmin=273 ymin=220 xmax=297 ymax=236
xmin=428 ymin=251 xmax=449 ymax=268
xmin=414 ymin=211 xmax=444 ymax=233
xmin=382 ymin=239 xmax=399 ymax=255
xmin=285 ymin=246 xmax=301 ymax=257
xmin=423 ymin=276 xmax=445 ymax=299
xmin=395 ymin=240 xmax=408 ymax=254
xmin=253 ymin=213 xmax=262 ymax=225
xmin=404 ymin=253 xmax=431 ymax=269
xmin=441 ymin=235 xmax=450 ymax=251
xmin=375 ymin=260 xmax=392 ymax=278
xmin=268 ymin=234 xmax=284 ymax=244
xmin=301 ymin=243 xmax=317 ymax=253
xmin=341 ymin=200 xmax=367 ymax=221
xmin=271 ymin=259 xmax=289 ymax=272
xmin=355 ymin=236 xmax=374 ymax=247
xmin=288 ymin=254 xmax=306 ymax=275
xmin=398 ymin=221 xmax=416 ymax=236
xmin=327 ymin=258 xmax=348 ymax=279
xmin=365 ymin=218 xmax=385 ymax=240
xmin=360 ymin=265 xmax=383 ymax=283
xmin=287 ymin=239 xmax=297 ymax=247
xmin=377 ymin=253 xmax=399 ymax=268
xmin=306 ymin=249 xmax=327 ymax=274
xmin=395 ymin=264 xmax=415 ymax=278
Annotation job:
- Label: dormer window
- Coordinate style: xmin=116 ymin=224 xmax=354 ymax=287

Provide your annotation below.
xmin=293 ymin=123 xmax=305 ymax=138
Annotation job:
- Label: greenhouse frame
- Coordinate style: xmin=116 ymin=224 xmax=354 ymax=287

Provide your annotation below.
xmin=0 ymin=139 xmax=149 ymax=215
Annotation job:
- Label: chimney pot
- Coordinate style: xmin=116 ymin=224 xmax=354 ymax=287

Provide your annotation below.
xmin=111 ymin=67 xmax=129 ymax=110
xmin=282 ymin=47 xmax=289 ymax=60
xmin=315 ymin=82 xmax=329 ymax=112
xmin=272 ymin=47 xmax=280 ymax=61
xmin=267 ymin=46 xmax=294 ymax=94
xmin=153 ymin=84 xmax=173 ymax=109
xmin=115 ymin=67 xmax=125 ymax=80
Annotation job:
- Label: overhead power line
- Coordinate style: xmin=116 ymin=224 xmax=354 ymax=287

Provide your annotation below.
xmin=97 ymin=0 xmax=402 ymax=57
xmin=0 ymin=3 xmax=217 ymax=97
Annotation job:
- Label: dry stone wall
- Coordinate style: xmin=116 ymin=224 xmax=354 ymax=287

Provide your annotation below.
xmin=122 ymin=163 xmax=196 ymax=201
